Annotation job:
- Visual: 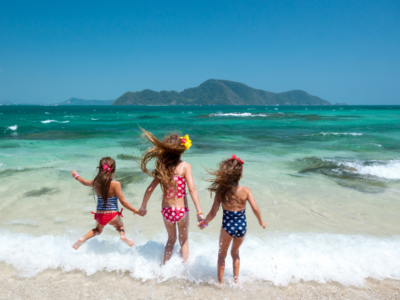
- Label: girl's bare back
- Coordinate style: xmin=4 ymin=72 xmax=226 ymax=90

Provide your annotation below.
xmin=221 ymin=185 xmax=250 ymax=212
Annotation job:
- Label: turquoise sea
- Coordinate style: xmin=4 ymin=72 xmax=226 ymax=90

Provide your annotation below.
xmin=0 ymin=105 xmax=400 ymax=291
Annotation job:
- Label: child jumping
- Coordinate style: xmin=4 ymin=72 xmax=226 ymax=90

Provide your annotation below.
xmin=137 ymin=127 xmax=204 ymax=264
xmin=199 ymin=155 xmax=267 ymax=284
xmin=71 ymin=156 xmax=140 ymax=250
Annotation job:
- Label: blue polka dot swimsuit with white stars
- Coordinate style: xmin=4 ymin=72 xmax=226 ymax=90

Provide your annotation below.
xmin=222 ymin=209 xmax=247 ymax=238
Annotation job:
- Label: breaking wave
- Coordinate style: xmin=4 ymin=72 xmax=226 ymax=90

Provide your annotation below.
xmin=0 ymin=230 xmax=399 ymax=287
xmin=41 ymin=120 xmax=70 ymax=124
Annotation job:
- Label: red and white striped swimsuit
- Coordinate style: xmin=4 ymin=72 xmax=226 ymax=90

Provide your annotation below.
xmin=161 ymin=162 xmax=189 ymax=223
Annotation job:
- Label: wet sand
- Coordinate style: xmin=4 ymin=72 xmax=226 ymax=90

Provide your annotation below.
xmin=1 ymin=264 xmax=399 ymax=300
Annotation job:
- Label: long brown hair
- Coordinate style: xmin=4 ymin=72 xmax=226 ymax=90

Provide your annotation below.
xmin=207 ymin=157 xmax=243 ymax=206
xmin=93 ymin=157 xmax=116 ymax=204
xmin=137 ymin=127 xmax=186 ymax=195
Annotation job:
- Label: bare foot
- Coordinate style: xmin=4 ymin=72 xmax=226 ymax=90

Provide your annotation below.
xmin=72 ymin=238 xmax=84 ymax=250
xmin=121 ymin=236 xmax=134 ymax=247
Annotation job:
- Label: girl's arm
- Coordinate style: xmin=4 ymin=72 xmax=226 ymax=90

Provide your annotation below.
xmin=185 ymin=163 xmax=204 ymax=222
xmin=198 ymin=195 xmax=220 ymax=229
xmin=246 ymin=187 xmax=267 ymax=229
xmin=139 ymin=178 xmax=160 ymax=216
xmin=114 ymin=181 xmax=139 ymax=214
xmin=71 ymin=170 xmax=94 ymax=187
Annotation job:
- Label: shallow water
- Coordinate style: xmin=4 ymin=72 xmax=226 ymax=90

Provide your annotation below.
xmin=0 ymin=105 xmax=400 ymax=289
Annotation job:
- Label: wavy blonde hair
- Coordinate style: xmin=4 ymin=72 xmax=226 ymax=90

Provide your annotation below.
xmin=207 ymin=158 xmax=243 ymax=207
xmin=137 ymin=127 xmax=186 ymax=195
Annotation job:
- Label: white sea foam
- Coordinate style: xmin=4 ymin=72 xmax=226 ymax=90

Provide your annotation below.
xmin=41 ymin=120 xmax=70 ymax=124
xmin=324 ymin=159 xmax=400 ymax=180
xmin=91 ymin=118 xmax=98 ymax=121
xmin=0 ymin=230 xmax=399 ymax=286
xmin=45 ymin=112 xmax=51 ymax=114
xmin=210 ymin=113 xmax=267 ymax=117
xmin=6 ymin=125 xmax=17 ymax=131
xmin=311 ymin=132 xmax=363 ymax=136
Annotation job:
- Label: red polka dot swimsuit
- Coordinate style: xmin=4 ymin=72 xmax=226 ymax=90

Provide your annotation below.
xmin=161 ymin=162 xmax=189 ymax=223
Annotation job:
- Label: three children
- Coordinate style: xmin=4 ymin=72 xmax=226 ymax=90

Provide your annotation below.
xmin=71 ymin=128 xmax=266 ymax=284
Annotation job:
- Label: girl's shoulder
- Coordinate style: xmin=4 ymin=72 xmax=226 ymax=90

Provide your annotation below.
xmin=176 ymin=161 xmax=191 ymax=176
xmin=237 ymin=185 xmax=252 ymax=197
xmin=110 ymin=180 xmax=121 ymax=188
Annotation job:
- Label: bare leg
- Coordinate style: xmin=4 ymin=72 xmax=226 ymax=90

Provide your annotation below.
xmin=218 ymin=228 xmax=233 ymax=284
xmin=231 ymin=235 xmax=245 ymax=283
xmin=163 ymin=217 xmax=177 ymax=264
xmin=177 ymin=212 xmax=190 ymax=263
xmin=109 ymin=215 xmax=134 ymax=247
xmin=73 ymin=223 xmax=104 ymax=250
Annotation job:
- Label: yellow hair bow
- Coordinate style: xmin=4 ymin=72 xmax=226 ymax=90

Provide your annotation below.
xmin=180 ymin=134 xmax=192 ymax=150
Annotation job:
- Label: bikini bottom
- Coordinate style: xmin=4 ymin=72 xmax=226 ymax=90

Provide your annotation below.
xmin=161 ymin=207 xmax=189 ymax=223
xmin=91 ymin=209 xmax=123 ymax=225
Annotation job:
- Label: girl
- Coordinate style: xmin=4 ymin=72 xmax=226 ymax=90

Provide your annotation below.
xmin=137 ymin=127 xmax=204 ymax=264
xmin=199 ymin=155 xmax=267 ymax=284
xmin=71 ymin=157 xmax=140 ymax=250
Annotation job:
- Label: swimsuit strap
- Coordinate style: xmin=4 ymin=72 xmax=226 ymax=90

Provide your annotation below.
xmin=179 ymin=162 xmax=186 ymax=176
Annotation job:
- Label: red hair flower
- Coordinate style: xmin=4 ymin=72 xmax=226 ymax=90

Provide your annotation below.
xmin=231 ymin=154 xmax=244 ymax=164
xmin=102 ymin=164 xmax=112 ymax=172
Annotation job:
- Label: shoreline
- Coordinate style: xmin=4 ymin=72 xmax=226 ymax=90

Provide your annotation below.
xmin=1 ymin=264 xmax=399 ymax=299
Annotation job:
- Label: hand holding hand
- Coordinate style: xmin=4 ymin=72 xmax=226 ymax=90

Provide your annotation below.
xmin=134 ymin=209 xmax=144 ymax=217
xmin=196 ymin=213 xmax=204 ymax=223
xmin=71 ymin=169 xmax=79 ymax=179
xmin=197 ymin=221 xmax=206 ymax=230
xmin=138 ymin=207 xmax=147 ymax=217
xmin=261 ymin=221 xmax=267 ymax=229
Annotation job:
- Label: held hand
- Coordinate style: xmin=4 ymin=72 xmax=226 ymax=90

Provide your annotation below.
xmin=196 ymin=213 xmax=204 ymax=223
xmin=135 ymin=209 xmax=145 ymax=217
xmin=71 ymin=169 xmax=79 ymax=179
xmin=261 ymin=221 xmax=267 ymax=229
xmin=139 ymin=207 xmax=147 ymax=216
xmin=197 ymin=221 xmax=206 ymax=230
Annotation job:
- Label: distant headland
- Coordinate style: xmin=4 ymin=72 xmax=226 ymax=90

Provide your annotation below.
xmin=113 ymin=79 xmax=331 ymax=106
xmin=59 ymin=98 xmax=114 ymax=105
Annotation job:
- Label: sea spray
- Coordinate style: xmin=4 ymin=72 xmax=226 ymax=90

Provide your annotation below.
xmin=0 ymin=230 xmax=399 ymax=286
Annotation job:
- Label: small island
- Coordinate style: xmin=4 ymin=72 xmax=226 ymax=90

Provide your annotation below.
xmin=113 ymin=79 xmax=331 ymax=106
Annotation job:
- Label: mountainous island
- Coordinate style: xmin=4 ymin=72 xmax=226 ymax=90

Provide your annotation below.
xmin=113 ymin=79 xmax=331 ymax=106
xmin=58 ymin=98 xmax=114 ymax=105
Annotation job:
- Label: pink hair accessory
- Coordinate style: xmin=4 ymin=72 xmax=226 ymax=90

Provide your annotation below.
xmin=102 ymin=164 xmax=112 ymax=172
xmin=231 ymin=154 xmax=244 ymax=165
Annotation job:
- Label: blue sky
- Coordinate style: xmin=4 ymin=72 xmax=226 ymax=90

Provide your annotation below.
xmin=0 ymin=0 xmax=399 ymax=104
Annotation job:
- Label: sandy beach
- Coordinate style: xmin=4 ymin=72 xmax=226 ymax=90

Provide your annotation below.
xmin=1 ymin=263 xmax=399 ymax=300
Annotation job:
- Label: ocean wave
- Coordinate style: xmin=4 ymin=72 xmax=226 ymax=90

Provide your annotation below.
xmin=6 ymin=125 xmax=17 ymax=131
xmin=300 ymin=157 xmax=400 ymax=182
xmin=45 ymin=112 xmax=51 ymax=114
xmin=310 ymin=132 xmax=363 ymax=136
xmin=41 ymin=120 xmax=70 ymax=124
xmin=91 ymin=118 xmax=98 ymax=121
xmin=210 ymin=113 xmax=268 ymax=117
xmin=0 ymin=230 xmax=399 ymax=286
xmin=323 ymin=159 xmax=400 ymax=180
